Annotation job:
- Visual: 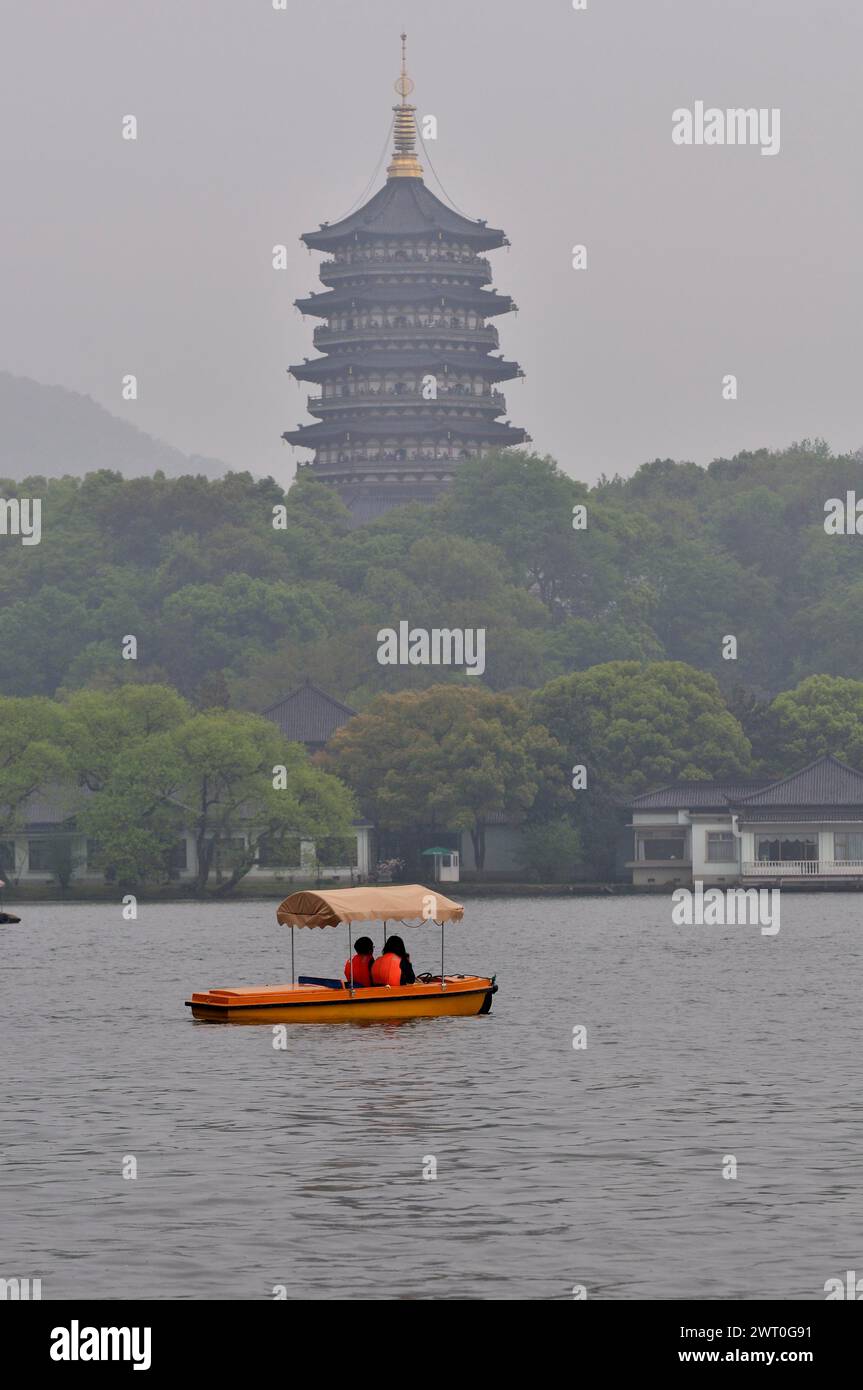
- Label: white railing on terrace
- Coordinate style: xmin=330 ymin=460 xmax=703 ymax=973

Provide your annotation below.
xmin=742 ymin=860 xmax=863 ymax=877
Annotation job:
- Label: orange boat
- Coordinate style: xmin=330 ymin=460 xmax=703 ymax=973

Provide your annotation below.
xmin=185 ymin=884 xmax=497 ymax=1024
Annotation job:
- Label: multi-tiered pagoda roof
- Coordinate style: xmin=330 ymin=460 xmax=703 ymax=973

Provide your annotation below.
xmin=283 ymin=37 xmax=528 ymax=523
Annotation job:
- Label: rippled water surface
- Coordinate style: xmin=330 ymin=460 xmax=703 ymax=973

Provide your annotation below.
xmin=2 ymin=894 xmax=862 ymax=1300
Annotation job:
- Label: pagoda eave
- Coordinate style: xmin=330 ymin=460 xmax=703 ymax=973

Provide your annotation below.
xmin=288 ymin=353 xmax=523 ymax=383
xmin=282 ymin=419 xmax=526 ymax=447
xmin=300 ymin=178 xmax=507 ymax=253
xmin=294 ymin=286 xmax=514 ymax=318
xmin=303 ymin=223 xmax=506 ymax=255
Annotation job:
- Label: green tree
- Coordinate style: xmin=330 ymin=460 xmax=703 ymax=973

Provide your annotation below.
xmin=532 ymin=661 xmax=752 ymax=877
xmin=444 ymin=450 xmax=587 ymax=616
xmin=325 ymin=685 xmax=566 ymax=872
xmin=0 ymin=696 xmax=68 ymax=836
xmin=171 ymin=711 xmax=356 ymax=893
xmin=766 ymin=675 xmax=863 ymax=773
xmin=80 ymin=709 xmax=355 ymax=893
xmin=517 ymin=818 xmax=583 ymax=883
xmin=61 ymin=685 xmax=192 ymax=791
xmin=532 ymin=660 xmax=752 ymax=797
xmin=0 ymin=589 xmax=95 ymax=695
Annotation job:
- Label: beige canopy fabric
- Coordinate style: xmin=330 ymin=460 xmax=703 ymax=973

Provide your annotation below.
xmin=276 ymin=884 xmax=464 ymax=929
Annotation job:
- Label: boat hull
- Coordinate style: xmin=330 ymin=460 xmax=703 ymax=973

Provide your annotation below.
xmin=186 ymin=975 xmax=496 ymax=1024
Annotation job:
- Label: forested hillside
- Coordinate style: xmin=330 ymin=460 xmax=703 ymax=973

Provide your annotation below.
xmin=2 ymin=441 xmax=861 ymax=716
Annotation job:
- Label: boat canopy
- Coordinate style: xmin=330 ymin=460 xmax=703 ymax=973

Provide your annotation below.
xmin=276 ymin=884 xmax=464 ymax=929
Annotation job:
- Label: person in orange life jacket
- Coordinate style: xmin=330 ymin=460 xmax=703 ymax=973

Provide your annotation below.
xmin=371 ymin=935 xmax=416 ymax=987
xmin=344 ymin=936 xmax=375 ymax=988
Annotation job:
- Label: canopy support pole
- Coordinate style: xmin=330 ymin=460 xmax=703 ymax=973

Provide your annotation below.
xmin=291 ymin=926 xmax=295 ymax=987
xmin=347 ymin=922 xmax=354 ymax=995
xmin=440 ymin=921 xmax=446 ymax=991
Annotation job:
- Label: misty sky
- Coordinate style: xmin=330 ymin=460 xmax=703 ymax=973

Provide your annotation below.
xmin=1 ymin=0 xmax=861 ymax=486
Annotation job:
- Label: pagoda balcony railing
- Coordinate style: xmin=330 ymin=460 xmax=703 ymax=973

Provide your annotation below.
xmin=314 ymin=457 xmax=462 ymax=475
xmin=308 ymin=388 xmax=506 ymax=411
xmin=319 ymin=264 xmax=492 ymax=289
xmin=321 ymin=255 xmax=492 ymax=277
xmin=312 ymin=324 xmax=500 ymax=349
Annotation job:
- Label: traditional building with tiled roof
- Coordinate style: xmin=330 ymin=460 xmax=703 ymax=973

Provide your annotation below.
xmin=261 ymin=680 xmax=357 ymax=752
xmin=626 ymin=753 xmax=863 ymax=887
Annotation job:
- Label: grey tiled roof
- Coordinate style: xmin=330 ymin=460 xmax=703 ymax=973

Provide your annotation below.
xmin=629 ymin=779 xmax=770 ymax=811
xmin=735 ymin=754 xmax=863 ymax=807
xmin=16 ymin=784 xmax=89 ymax=828
xmin=629 ymin=755 xmax=863 ymax=815
xmin=261 ymin=682 xmax=357 ymax=746
xmin=302 ymin=178 xmax=504 ymax=250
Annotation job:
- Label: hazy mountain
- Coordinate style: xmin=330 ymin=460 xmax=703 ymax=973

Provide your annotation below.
xmin=0 ymin=373 xmax=231 ymax=480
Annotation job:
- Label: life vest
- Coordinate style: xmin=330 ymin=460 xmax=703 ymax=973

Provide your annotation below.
xmin=345 ymin=954 xmax=374 ymax=988
xmin=371 ymin=952 xmax=402 ymax=987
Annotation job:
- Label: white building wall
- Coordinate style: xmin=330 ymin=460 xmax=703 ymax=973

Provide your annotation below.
xmin=6 ymin=826 xmax=370 ymax=887
xmin=690 ymin=818 xmax=740 ymax=882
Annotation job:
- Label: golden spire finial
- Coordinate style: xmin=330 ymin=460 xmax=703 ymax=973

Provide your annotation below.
xmin=387 ymin=31 xmax=423 ymax=179
xmin=399 ymin=32 xmax=409 ymax=101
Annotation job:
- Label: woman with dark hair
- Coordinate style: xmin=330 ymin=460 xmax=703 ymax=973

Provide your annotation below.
xmin=344 ymin=936 xmax=375 ymax=988
xmin=371 ymin=934 xmax=416 ymax=987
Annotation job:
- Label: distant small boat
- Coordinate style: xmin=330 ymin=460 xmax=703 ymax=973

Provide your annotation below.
xmin=0 ymin=912 xmax=21 ymax=924
xmin=186 ymin=885 xmax=497 ymax=1024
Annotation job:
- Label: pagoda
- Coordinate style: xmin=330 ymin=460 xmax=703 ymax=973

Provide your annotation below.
xmin=283 ymin=36 xmax=528 ymax=523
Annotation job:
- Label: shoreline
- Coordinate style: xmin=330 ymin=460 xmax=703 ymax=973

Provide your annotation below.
xmin=4 ymin=879 xmax=863 ymax=906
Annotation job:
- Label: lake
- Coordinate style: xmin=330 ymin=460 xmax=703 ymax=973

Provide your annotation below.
xmin=2 ymin=893 xmax=861 ymax=1300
